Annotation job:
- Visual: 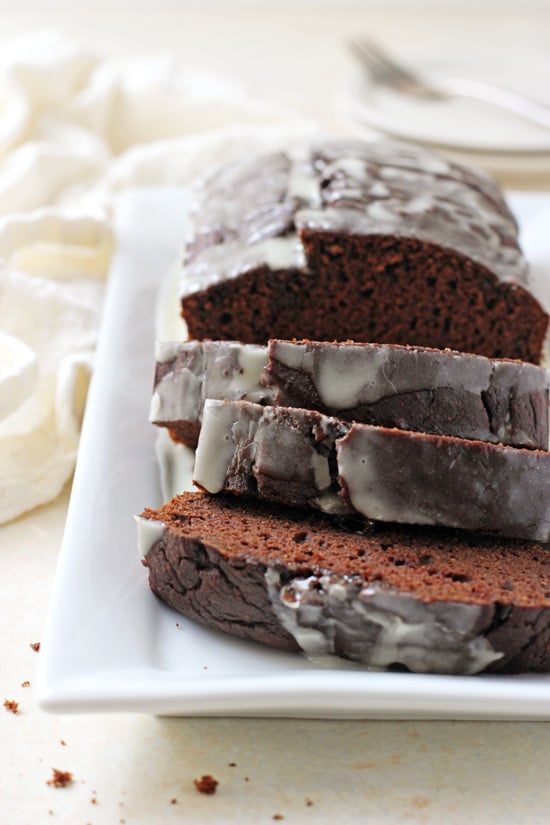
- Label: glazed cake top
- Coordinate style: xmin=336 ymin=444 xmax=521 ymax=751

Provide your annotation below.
xmin=180 ymin=139 xmax=528 ymax=297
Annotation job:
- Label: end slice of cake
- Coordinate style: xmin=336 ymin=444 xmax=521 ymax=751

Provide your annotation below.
xmin=137 ymin=492 xmax=550 ymax=675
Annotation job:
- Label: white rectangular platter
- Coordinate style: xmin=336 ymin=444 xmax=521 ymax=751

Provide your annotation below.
xmin=37 ymin=187 xmax=550 ymax=719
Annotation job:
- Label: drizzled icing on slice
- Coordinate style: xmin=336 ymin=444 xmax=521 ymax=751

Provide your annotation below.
xmin=265 ymin=569 xmax=503 ymax=675
xmin=179 ymin=139 xmax=529 ymax=299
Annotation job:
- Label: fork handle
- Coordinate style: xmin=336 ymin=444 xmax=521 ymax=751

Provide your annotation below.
xmin=442 ymin=77 xmax=550 ymax=132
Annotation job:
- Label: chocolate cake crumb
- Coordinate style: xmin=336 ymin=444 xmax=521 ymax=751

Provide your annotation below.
xmin=47 ymin=769 xmax=73 ymax=788
xmin=30 ymin=642 xmax=40 ymax=652
xmin=21 ymin=681 xmax=30 ymax=688
xmin=4 ymin=699 xmax=19 ymax=714
xmin=170 ymin=798 xmax=177 ymax=804
xmin=60 ymin=740 xmax=67 ymax=746
xmin=273 ymin=815 xmax=284 ymax=821
xmin=306 ymin=798 xmax=314 ymax=806
xmin=194 ymin=775 xmax=218 ymax=795
xmin=228 ymin=762 xmax=236 ymax=767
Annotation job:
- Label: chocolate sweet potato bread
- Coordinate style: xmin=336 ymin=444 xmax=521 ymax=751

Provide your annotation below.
xmin=137 ymin=492 xmax=550 ymax=675
xmin=193 ymin=399 xmax=550 ymax=542
xmin=179 ymin=140 xmax=548 ymax=362
xmin=151 ymin=338 xmax=549 ymax=449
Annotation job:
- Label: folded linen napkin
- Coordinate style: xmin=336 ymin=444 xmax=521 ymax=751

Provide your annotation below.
xmin=0 ymin=29 xmax=315 ymax=524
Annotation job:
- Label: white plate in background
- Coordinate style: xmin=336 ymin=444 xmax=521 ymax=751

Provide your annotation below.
xmin=37 ymin=187 xmax=550 ymax=718
xmin=345 ymin=52 xmax=550 ymax=155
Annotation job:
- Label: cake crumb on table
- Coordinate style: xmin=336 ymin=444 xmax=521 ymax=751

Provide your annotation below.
xmin=30 ymin=642 xmax=40 ymax=652
xmin=305 ymin=798 xmax=314 ymax=806
xmin=273 ymin=815 xmax=284 ymax=821
xmin=60 ymin=740 xmax=67 ymax=746
xmin=228 ymin=762 xmax=236 ymax=767
xmin=193 ymin=775 xmax=218 ymax=795
xmin=170 ymin=798 xmax=177 ymax=804
xmin=21 ymin=680 xmax=30 ymax=687
xmin=47 ymin=769 xmax=73 ymax=788
xmin=3 ymin=699 xmax=19 ymax=713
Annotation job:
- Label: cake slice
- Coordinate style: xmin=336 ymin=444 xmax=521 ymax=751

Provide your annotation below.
xmin=137 ymin=492 xmax=550 ymax=675
xmin=193 ymin=399 xmax=550 ymax=542
xmin=264 ymin=339 xmax=549 ymax=449
xmin=151 ymin=339 xmax=549 ymax=450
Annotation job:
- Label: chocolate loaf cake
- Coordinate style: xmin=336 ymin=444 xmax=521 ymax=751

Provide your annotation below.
xmin=193 ymin=399 xmax=550 ymax=542
xmin=179 ymin=140 xmax=548 ymax=362
xmin=150 ymin=340 xmax=273 ymax=447
xmin=151 ymin=339 xmax=549 ymax=449
xmin=137 ymin=492 xmax=550 ymax=674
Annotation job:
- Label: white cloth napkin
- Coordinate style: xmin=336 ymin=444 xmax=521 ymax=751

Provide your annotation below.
xmin=0 ymin=29 xmax=316 ymax=524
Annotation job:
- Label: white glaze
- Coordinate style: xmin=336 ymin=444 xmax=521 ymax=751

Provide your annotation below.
xmin=151 ymin=341 xmax=271 ymax=427
xmin=193 ymin=399 xmax=343 ymax=503
xmin=206 ymin=343 xmax=268 ymax=402
xmin=330 ymin=157 xmax=366 ymax=180
xmin=272 ymin=341 xmax=492 ymax=407
xmin=193 ymin=399 xmax=246 ymax=493
xmin=265 ymin=569 xmax=503 ymax=675
xmin=181 ymin=233 xmax=307 ymax=297
xmin=155 ymin=340 xmax=186 ymax=364
xmin=149 ymin=391 xmax=161 ymax=422
xmin=311 ymin=451 xmax=331 ymax=492
xmin=179 ymin=139 xmax=529 ymax=304
xmin=287 ymin=147 xmax=321 ymax=206
xmin=150 ymin=367 xmax=203 ymax=422
xmin=134 ymin=515 xmax=165 ymax=558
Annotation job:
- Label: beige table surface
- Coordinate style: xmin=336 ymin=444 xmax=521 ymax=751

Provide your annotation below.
xmin=2 ymin=5 xmax=550 ymax=824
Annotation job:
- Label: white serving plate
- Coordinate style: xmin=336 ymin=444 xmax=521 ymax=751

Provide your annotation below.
xmin=37 ymin=187 xmax=550 ymax=719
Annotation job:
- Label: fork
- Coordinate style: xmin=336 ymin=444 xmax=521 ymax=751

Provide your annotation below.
xmin=348 ymin=37 xmax=550 ymax=132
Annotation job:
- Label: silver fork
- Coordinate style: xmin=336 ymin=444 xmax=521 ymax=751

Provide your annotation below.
xmin=348 ymin=37 xmax=550 ymax=132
